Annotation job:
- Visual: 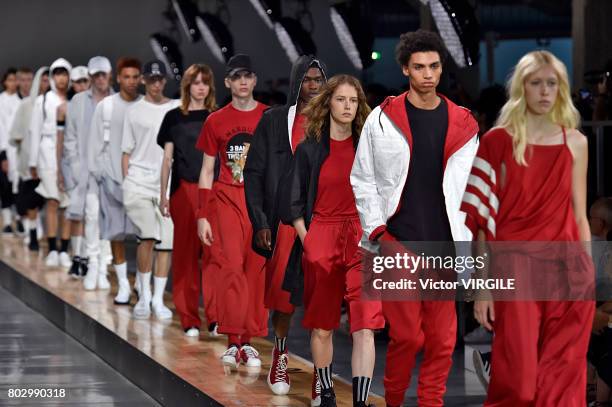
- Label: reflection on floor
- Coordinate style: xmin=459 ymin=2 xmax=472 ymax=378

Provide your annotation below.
xmin=0 ymin=235 xmax=384 ymax=406
xmin=0 ymin=284 xmax=160 ymax=406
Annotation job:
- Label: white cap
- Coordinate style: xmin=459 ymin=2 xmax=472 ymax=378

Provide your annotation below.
xmin=70 ymin=66 xmax=89 ymax=81
xmin=88 ymin=56 xmax=112 ymax=75
xmin=50 ymin=58 xmax=72 ymax=74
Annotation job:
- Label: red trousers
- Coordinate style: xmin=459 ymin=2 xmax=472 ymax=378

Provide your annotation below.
xmin=485 ymin=300 xmax=594 ymax=407
xmin=213 ymin=182 xmax=268 ymax=337
xmin=379 ymin=231 xmax=457 ymax=407
xmin=264 ymin=223 xmax=295 ymax=314
xmin=169 ymin=181 xmax=218 ymax=329
xmin=302 ymin=216 xmax=384 ymax=333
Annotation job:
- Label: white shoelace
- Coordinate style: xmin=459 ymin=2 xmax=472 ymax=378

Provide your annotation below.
xmin=274 ymin=353 xmax=288 ymax=382
xmin=224 ymin=347 xmax=239 ymax=357
xmin=241 ymin=345 xmax=259 ymax=360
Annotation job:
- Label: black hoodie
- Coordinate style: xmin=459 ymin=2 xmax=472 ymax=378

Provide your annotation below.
xmin=244 ymin=55 xmax=327 ymax=258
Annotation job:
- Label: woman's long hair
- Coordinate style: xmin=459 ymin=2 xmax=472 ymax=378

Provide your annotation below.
xmin=496 ymin=50 xmax=579 ymax=165
xmin=180 ymin=64 xmax=217 ymax=115
xmin=302 ymin=74 xmax=371 ymax=143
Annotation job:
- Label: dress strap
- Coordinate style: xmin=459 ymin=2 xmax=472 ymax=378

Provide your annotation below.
xmin=561 ymin=126 xmax=567 ymax=145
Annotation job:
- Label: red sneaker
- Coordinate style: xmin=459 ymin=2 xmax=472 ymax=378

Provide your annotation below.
xmin=267 ymin=347 xmax=290 ymax=395
xmin=311 ymin=367 xmax=321 ymax=406
xmin=240 ymin=344 xmax=262 ymax=368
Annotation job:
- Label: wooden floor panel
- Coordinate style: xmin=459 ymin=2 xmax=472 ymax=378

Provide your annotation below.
xmin=0 ymin=236 xmax=384 ymax=406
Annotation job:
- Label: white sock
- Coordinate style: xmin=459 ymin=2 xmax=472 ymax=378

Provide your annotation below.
xmin=71 ymin=236 xmax=83 ymax=257
xmin=152 ymin=276 xmax=167 ymax=306
xmin=114 ymin=262 xmax=128 ymax=283
xmin=138 ymin=271 xmax=152 ymax=295
xmin=2 ymin=208 xmax=12 ymax=227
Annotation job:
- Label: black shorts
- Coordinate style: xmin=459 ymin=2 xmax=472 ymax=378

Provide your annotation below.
xmin=15 ymin=180 xmax=45 ymax=216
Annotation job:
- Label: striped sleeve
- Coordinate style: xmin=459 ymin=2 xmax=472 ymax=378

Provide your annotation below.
xmin=460 ymin=137 xmax=499 ymax=240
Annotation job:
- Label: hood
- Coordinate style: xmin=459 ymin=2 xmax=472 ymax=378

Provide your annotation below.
xmin=49 ymin=58 xmax=72 ymax=92
xmin=287 ymin=55 xmax=328 ymax=108
xmin=27 ymin=66 xmax=49 ymax=108
xmin=380 ymin=91 xmax=479 ymax=168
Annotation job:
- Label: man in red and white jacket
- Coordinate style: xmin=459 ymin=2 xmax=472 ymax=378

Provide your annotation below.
xmin=350 ymin=30 xmax=479 ymax=407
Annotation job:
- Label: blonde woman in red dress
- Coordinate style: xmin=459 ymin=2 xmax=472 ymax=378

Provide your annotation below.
xmin=461 ymin=50 xmax=595 ymax=406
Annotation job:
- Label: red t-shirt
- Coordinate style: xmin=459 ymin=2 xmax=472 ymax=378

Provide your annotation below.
xmin=291 ymin=113 xmax=307 ymax=153
xmin=313 ymin=137 xmax=358 ymax=218
xmin=196 ymin=102 xmax=267 ymax=186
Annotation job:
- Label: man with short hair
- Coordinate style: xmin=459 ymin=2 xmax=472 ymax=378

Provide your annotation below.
xmin=351 ymin=30 xmax=479 ymax=406
xmin=244 ymin=55 xmax=326 ymax=399
xmin=59 ymin=56 xmax=113 ymax=285
xmin=89 ymin=57 xmax=143 ymax=304
xmin=197 ymin=54 xmax=268 ymax=369
xmin=0 ymin=68 xmax=22 ymax=233
xmin=122 ymin=60 xmax=179 ymax=319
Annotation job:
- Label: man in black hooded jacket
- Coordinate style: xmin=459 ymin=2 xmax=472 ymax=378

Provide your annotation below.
xmin=244 ymin=55 xmax=326 ymax=403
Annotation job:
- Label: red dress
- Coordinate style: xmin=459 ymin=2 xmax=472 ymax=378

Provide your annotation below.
xmin=461 ymin=127 xmax=595 ymax=407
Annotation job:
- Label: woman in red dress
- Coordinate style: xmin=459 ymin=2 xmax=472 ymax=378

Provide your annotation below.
xmin=461 ymin=50 xmax=595 ymax=406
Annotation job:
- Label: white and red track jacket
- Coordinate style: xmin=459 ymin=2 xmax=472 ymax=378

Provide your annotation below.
xmin=350 ymin=92 xmax=479 ymax=252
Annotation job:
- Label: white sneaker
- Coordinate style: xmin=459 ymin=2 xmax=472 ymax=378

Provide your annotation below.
xmin=240 ymin=344 xmax=262 ymax=368
xmin=221 ymin=345 xmax=240 ymax=369
xmin=152 ymin=301 xmax=172 ymax=320
xmin=184 ymin=327 xmax=200 ymax=337
xmin=97 ymin=270 xmax=111 ymax=290
xmin=45 ymin=251 xmax=59 ymax=267
xmin=133 ymin=293 xmax=151 ymax=319
xmin=83 ymin=267 xmax=98 ymax=290
xmin=114 ymin=279 xmax=131 ymax=305
xmin=59 ymin=252 xmax=72 ymax=268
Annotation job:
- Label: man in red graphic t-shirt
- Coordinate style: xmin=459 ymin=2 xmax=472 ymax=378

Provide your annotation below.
xmin=195 ymin=54 xmax=268 ymax=370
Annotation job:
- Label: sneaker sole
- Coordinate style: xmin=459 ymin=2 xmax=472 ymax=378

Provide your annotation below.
xmin=221 ymin=357 xmax=239 ymax=370
xmin=472 ymin=351 xmax=490 ymax=390
xmin=267 ymin=373 xmax=290 ymax=395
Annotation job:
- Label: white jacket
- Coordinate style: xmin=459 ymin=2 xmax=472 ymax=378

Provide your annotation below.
xmin=350 ymin=92 xmax=479 ymax=252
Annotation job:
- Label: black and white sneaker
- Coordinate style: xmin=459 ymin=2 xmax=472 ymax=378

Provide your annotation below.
xmin=68 ymin=257 xmax=81 ymax=279
xmin=2 ymin=225 xmax=13 ymax=235
xmin=472 ymin=350 xmax=491 ymax=390
xmin=319 ymin=388 xmax=336 ymax=407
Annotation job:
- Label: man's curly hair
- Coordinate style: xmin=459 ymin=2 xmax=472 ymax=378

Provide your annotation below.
xmin=395 ymin=29 xmax=447 ymax=67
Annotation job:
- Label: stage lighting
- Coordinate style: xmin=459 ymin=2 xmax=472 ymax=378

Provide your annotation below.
xmin=171 ymin=0 xmax=201 ymax=42
xmin=195 ymin=13 xmax=235 ymax=63
xmin=330 ymin=2 xmax=375 ymax=70
xmin=418 ymin=0 xmax=480 ymax=68
xmin=149 ymin=33 xmax=184 ymax=81
xmin=248 ymin=0 xmax=316 ymax=63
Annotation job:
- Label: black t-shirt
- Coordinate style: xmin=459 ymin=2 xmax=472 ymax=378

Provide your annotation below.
xmin=157 ymin=107 xmax=210 ymax=195
xmin=386 ymin=97 xmax=453 ymax=243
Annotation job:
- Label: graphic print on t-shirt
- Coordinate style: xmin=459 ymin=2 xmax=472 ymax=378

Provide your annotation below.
xmin=226 ymin=132 xmax=251 ymax=183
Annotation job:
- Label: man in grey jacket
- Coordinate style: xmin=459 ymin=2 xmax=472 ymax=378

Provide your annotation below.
xmin=60 ymin=56 xmax=113 ymax=287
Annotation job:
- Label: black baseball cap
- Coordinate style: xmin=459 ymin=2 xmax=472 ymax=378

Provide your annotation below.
xmin=225 ymin=54 xmax=253 ymax=77
xmin=143 ymin=60 xmax=167 ymax=78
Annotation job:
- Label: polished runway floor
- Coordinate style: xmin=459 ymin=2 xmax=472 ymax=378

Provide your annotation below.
xmin=0 ymin=234 xmax=487 ymax=406
xmin=0 ymin=285 xmax=160 ymax=406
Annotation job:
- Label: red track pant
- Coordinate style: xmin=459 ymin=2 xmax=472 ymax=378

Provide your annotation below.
xmin=264 ymin=223 xmax=295 ymax=314
xmin=213 ymin=182 xmax=268 ymax=337
xmin=485 ymin=300 xmax=594 ymax=407
xmin=301 ymin=216 xmax=384 ymax=333
xmin=379 ymin=231 xmax=457 ymax=407
xmin=169 ymin=181 xmax=218 ymax=329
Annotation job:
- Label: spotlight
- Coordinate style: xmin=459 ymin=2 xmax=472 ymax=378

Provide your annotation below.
xmin=330 ymin=2 xmax=375 ymax=70
xmin=171 ymin=0 xmax=201 ymax=42
xmin=149 ymin=33 xmax=184 ymax=81
xmin=248 ymin=0 xmax=316 ymax=63
xmin=195 ymin=13 xmax=235 ymax=63
xmin=419 ymin=0 xmax=480 ymax=68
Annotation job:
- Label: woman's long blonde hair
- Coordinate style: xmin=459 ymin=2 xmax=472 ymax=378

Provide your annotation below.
xmin=496 ymin=50 xmax=580 ymax=165
xmin=180 ymin=64 xmax=217 ymax=115
xmin=302 ymin=74 xmax=371 ymax=143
